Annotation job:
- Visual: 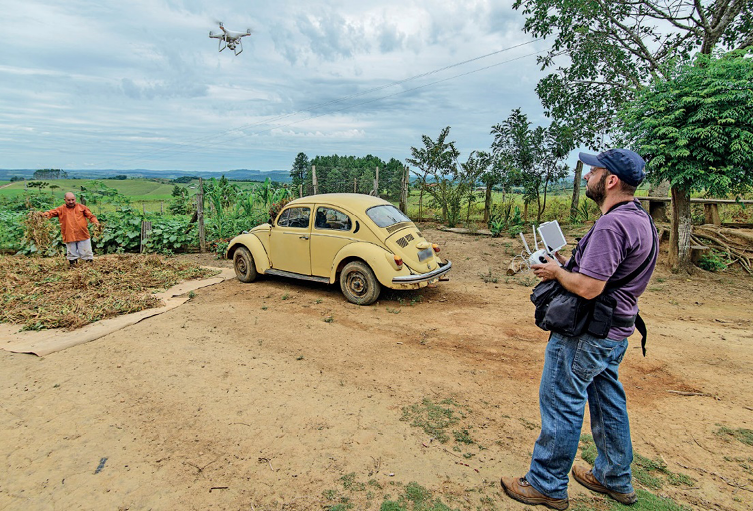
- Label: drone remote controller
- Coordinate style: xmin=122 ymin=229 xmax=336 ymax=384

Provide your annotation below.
xmin=521 ymin=220 xmax=567 ymax=268
xmin=529 ymin=248 xmax=553 ymax=267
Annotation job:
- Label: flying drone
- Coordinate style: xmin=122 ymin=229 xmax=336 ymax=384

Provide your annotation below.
xmin=209 ymin=22 xmax=252 ymax=56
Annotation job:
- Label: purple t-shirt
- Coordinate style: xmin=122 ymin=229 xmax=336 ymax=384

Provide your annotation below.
xmin=570 ymin=200 xmax=658 ymax=340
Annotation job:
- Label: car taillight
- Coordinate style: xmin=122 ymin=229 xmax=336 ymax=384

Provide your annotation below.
xmin=394 ymin=255 xmax=403 ymax=266
xmin=432 ymin=244 xmax=440 ymax=253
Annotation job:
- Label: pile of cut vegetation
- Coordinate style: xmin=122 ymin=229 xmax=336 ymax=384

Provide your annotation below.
xmin=0 ymin=254 xmax=218 ymax=331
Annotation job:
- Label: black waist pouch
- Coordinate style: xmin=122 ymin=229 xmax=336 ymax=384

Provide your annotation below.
xmin=531 ymin=280 xmax=592 ymax=337
xmin=587 ymin=294 xmax=617 ymax=338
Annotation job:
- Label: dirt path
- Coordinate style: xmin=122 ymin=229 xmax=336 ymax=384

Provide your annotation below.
xmin=2 ymin=227 xmax=752 ymax=510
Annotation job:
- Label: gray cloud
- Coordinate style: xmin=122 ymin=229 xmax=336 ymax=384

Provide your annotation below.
xmin=0 ymin=0 xmax=549 ymax=171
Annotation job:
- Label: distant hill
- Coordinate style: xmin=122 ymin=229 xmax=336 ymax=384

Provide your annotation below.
xmin=0 ymin=168 xmax=291 ymax=183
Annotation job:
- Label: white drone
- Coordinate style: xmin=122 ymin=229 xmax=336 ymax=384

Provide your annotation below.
xmin=209 ymin=22 xmax=252 ymax=56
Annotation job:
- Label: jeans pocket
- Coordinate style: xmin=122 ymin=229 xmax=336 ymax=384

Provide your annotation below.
xmin=572 ymin=337 xmax=615 ymax=381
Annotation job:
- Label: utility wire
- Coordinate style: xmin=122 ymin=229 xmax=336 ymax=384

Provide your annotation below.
xmin=132 ymin=49 xmax=547 ymax=164
xmin=100 ymin=39 xmax=543 ymax=168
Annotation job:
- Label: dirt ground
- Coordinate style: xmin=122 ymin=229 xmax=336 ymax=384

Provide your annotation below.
xmin=2 ymin=225 xmax=752 ymax=511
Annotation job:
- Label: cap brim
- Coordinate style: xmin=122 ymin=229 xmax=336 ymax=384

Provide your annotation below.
xmin=578 ymin=152 xmax=603 ymax=168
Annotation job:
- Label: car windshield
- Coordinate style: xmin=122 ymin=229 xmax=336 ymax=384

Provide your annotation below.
xmin=366 ymin=205 xmax=410 ymax=228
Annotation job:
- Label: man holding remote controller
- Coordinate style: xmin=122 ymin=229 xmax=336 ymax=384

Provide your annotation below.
xmin=500 ymin=148 xmax=658 ymax=510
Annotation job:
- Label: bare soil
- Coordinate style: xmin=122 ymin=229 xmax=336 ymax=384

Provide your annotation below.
xmin=2 ymin=226 xmax=752 ymax=510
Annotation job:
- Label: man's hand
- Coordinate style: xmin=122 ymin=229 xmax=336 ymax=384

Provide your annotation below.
xmin=531 ymin=255 xmax=561 ymax=282
xmin=533 ymin=253 xmax=607 ymax=300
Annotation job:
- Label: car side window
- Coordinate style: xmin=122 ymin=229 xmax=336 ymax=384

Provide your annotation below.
xmin=277 ymin=207 xmax=310 ymax=228
xmin=314 ymin=207 xmax=352 ymax=231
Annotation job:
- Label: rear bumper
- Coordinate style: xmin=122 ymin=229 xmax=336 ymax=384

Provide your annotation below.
xmin=392 ymin=260 xmax=452 ymax=284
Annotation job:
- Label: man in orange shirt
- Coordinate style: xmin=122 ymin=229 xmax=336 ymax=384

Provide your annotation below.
xmin=43 ymin=192 xmax=100 ymax=266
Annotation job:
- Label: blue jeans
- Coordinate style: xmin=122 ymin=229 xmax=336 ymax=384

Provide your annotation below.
xmin=525 ymin=332 xmax=634 ymax=500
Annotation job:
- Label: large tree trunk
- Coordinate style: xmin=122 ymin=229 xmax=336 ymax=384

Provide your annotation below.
xmin=570 ymin=160 xmax=582 ymax=223
xmin=483 ymin=183 xmax=492 ymax=223
xmin=669 ymin=187 xmax=693 ymax=271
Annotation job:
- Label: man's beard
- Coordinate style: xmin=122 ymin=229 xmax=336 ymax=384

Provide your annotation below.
xmin=585 ymin=172 xmax=608 ymax=206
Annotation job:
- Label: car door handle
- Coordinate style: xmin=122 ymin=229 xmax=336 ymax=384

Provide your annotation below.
xmin=299 ymin=235 xmax=309 ymax=240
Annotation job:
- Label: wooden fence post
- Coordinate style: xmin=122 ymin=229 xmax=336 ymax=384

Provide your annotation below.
xmin=374 ymin=166 xmax=379 ymax=196
xmin=312 ymin=165 xmax=318 ymax=195
xmin=399 ymin=166 xmax=409 ymax=214
xmin=704 ymin=204 xmax=721 ymax=225
xmin=299 ymin=183 xmax=303 ymax=198
xmin=197 ymin=178 xmax=206 ymax=253
xmin=570 ymin=160 xmax=583 ymax=222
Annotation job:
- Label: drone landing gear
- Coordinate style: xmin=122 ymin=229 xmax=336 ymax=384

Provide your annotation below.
xmin=217 ymin=39 xmax=243 ymax=56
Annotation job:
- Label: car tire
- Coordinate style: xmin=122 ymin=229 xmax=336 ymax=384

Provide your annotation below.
xmin=340 ymin=261 xmax=380 ymax=305
xmin=233 ymin=246 xmax=257 ymax=283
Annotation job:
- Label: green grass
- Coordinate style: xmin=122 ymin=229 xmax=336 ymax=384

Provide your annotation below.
xmin=379 ymin=481 xmax=458 ymax=511
xmin=400 ymin=398 xmax=463 ymax=443
xmin=715 ymin=425 xmax=753 ymax=446
xmin=571 ymin=489 xmax=691 ymax=510
xmin=578 ymin=435 xmax=693 ymax=508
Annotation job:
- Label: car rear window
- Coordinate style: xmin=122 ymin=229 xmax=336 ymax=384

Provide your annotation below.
xmin=366 ymin=205 xmax=410 ymax=228
xmin=315 ymin=207 xmax=352 ymax=231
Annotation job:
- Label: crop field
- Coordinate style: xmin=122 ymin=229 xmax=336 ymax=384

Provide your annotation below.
xmin=0 ymin=178 xmax=272 ymax=215
xmin=0 ymin=179 xmax=177 ymax=202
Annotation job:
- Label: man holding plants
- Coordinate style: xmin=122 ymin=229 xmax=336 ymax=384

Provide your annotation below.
xmin=42 ymin=192 xmax=100 ymax=266
xmin=500 ymin=149 xmax=658 ymax=509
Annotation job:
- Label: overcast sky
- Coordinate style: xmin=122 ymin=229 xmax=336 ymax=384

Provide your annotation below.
xmin=0 ymin=0 xmax=557 ymax=173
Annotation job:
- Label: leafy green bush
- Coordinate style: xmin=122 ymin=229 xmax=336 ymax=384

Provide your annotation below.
xmin=488 ymin=202 xmax=523 ymax=237
xmin=0 ymin=211 xmax=27 ymax=252
xmin=697 ymin=249 xmax=728 ymax=272
xmin=143 ymin=219 xmax=195 ymax=254
xmin=95 ymin=210 xmax=197 ymax=255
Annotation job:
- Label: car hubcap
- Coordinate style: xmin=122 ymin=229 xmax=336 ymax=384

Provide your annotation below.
xmin=236 ymin=258 xmax=247 ymax=274
xmin=346 ymin=271 xmax=367 ymax=296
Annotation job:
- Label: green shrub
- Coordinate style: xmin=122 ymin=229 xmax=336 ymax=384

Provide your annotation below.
xmin=697 ymin=249 xmax=728 ymax=272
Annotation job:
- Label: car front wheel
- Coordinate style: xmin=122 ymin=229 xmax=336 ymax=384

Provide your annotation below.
xmin=340 ymin=261 xmax=380 ymax=305
xmin=233 ymin=246 xmax=257 ymax=283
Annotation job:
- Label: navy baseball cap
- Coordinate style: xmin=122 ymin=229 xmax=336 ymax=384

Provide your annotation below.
xmin=579 ymin=148 xmax=646 ymax=186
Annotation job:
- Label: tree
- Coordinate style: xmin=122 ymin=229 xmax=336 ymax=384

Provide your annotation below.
xmin=513 ymin=0 xmax=752 ymax=148
xmin=27 ymin=181 xmax=49 ymax=194
xmin=492 ymin=110 xmax=573 ymax=222
xmin=459 ymin=151 xmax=491 ymax=223
xmin=481 ymin=152 xmax=513 ymax=223
xmin=33 ymin=169 xmax=68 ymax=180
xmin=406 ymin=127 xmax=463 ymax=226
xmin=290 ymin=152 xmax=309 ymax=190
xmin=619 ymin=50 xmax=753 ymax=270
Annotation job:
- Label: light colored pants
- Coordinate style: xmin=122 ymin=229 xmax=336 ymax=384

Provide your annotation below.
xmin=66 ymin=238 xmax=94 ymax=261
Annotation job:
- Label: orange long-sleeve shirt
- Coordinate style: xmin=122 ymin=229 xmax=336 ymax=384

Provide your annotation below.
xmin=43 ymin=204 xmax=99 ymax=243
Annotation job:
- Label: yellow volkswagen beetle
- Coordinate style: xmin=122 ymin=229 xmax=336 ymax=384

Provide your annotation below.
xmin=225 ymin=193 xmax=452 ymax=305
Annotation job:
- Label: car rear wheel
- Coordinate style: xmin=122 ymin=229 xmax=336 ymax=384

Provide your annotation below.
xmin=340 ymin=261 xmax=380 ymax=305
xmin=233 ymin=246 xmax=257 ymax=283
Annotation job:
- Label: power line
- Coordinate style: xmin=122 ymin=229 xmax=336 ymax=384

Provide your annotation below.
xmin=133 ymin=49 xmax=547 ymax=164
xmin=99 ymin=39 xmax=543 ymax=168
